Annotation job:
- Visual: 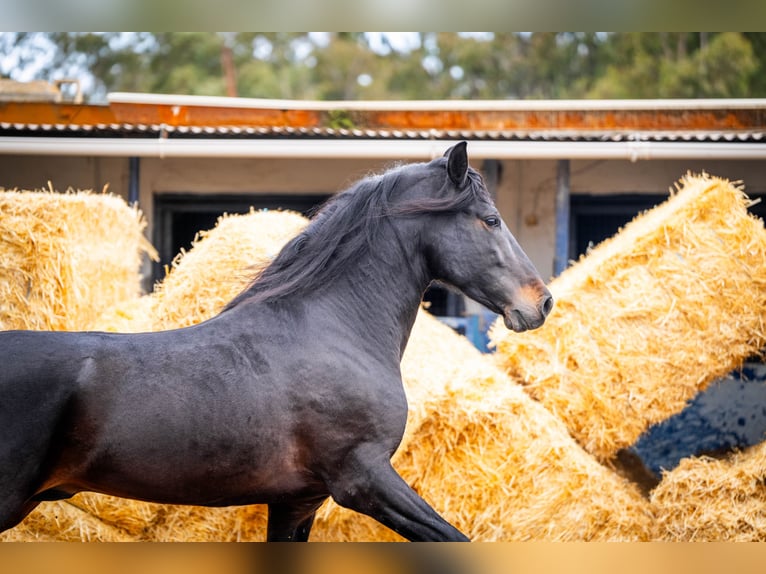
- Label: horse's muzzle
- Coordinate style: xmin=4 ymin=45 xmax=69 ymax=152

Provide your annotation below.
xmin=503 ymin=289 xmax=554 ymax=333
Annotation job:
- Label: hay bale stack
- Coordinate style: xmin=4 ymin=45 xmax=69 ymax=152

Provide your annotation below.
xmin=0 ymin=501 xmax=132 ymax=542
xmin=91 ymin=295 xmax=156 ymax=333
xmin=5 ymin=478 xmax=269 ymax=542
xmin=69 ymin=494 xmax=269 ymax=542
xmin=311 ymin=309 xmax=656 ymax=541
xmin=135 ymin=504 xmax=269 ymax=542
xmin=650 ymin=443 xmax=766 ymax=541
xmin=63 ymin=492 xmax=162 ymax=539
xmin=90 ymin=208 xmax=309 ymax=333
xmin=490 ymin=173 xmax=766 ymax=463
xmin=149 ymin=208 xmax=309 ymax=331
xmin=0 ymin=187 xmax=155 ymax=331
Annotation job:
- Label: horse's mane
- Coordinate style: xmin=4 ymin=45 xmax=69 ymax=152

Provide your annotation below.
xmin=223 ymin=157 xmax=489 ymax=308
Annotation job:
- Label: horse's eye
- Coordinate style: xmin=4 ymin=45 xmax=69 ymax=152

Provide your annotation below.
xmin=484 ymin=216 xmax=501 ymax=228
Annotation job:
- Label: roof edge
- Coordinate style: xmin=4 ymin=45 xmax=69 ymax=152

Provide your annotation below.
xmin=106 ymin=92 xmax=766 ymax=112
xmin=4 ymin=136 xmax=766 ymax=161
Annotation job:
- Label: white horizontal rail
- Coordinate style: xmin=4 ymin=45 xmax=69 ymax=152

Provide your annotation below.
xmin=107 ymin=92 xmax=766 ymax=112
xmin=2 ymin=137 xmax=766 ymax=161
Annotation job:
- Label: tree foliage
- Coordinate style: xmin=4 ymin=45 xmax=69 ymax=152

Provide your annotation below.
xmin=2 ymin=32 xmax=765 ymax=103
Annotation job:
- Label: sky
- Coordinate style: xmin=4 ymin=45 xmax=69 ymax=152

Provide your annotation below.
xmin=0 ymin=32 xmax=495 ymax=98
xmin=0 ymin=32 xmax=424 ymax=81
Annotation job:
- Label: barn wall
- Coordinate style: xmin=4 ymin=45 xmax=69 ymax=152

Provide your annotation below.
xmin=501 ymin=158 xmax=766 ymax=280
xmin=136 ymin=156 xmax=395 ymax=233
xmin=0 ymin=155 xmax=128 ymax=196
xmin=5 ymin=153 xmax=766 ymax=283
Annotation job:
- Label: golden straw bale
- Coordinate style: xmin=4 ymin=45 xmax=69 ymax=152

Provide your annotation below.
xmin=65 ymin=493 xmax=162 ymax=538
xmin=91 ymin=295 xmax=155 ymax=333
xmin=651 ymin=443 xmax=766 ymax=541
xmin=9 ymin=209 xmax=309 ymax=542
xmin=311 ymin=310 xmax=656 ymax=541
xmin=138 ymin=504 xmax=269 ymax=542
xmin=490 ymin=173 xmax=766 ymax=462
xmin=150 ymin=208 xmax=309 ymax=330
xmin=0 ymin=501 xmax=132 ymax=542
xmin=90 ymin=208 xmax=309 ymax=333
xmin=7 ymin=493 xmax=269 ymax=542
xmin=0 ymin=186 xmax=155 ymax=331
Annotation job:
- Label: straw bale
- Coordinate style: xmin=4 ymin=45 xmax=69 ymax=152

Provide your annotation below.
xmin=150 ymin=208 xmax=309 ymax=330
xmin=90 ymin=208 xmax=309 ymax=332
xmin=3 ymin=493 xmax=270 ymax=542
xmin=0 ymin=501 xmax=132 ymax=542
xmin=6 ymin=209 xmax=309 ymax=542
xmin=137 ymin=504 xmax=269 ymax=542
xmin=650 ymin=442 xmax=766 ymax=541
xmin=0 ymin=186 xmax=156 ymax=331
xmin=64 ymin=493 xmax=162 ymax=538
xmin=490 ymin=173 xmax=766 ymax=463
xmin=68 ymin=494 xmax=269 ymax=542
xmin=90 ymin=294 xmax=155 ymax=333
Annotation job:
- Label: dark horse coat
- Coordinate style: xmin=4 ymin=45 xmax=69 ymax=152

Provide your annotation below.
xmin=0 ymin=142 xmax=552 ymax=541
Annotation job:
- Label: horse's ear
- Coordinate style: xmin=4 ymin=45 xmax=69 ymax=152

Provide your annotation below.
xmin=444 ymin=141 xmax=468 ymax=188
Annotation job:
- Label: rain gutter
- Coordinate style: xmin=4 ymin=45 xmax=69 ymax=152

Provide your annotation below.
xmin=2 ymin=137 xmax=766 ymax=160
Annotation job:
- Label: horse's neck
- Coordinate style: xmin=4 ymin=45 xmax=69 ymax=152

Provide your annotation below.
xmin=315 ymin=224 xmax=430 ymax=361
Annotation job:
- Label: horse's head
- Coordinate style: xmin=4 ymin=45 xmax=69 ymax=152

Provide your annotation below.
xmin=418 ymin=142 xmax=553 ymax=333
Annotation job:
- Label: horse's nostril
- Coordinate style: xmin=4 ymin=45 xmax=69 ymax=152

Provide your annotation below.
xmin=541 ymin=294 xmax=554 ymax=317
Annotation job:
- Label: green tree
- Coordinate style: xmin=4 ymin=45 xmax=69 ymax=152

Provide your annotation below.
xmin=588 ymin=32 xmax=757 ymax=98
xmin=3 ymin=32 xmax=766 ymax=103
xmin=229 ymin=33 xmax=316 ymax=99
xmin=310 ymin=33 xmax=381 ymax=100
xmin=682 ymin=32 xmax=756 ymax=98
xmin=744 ymin=32 xmax=766 ymax=96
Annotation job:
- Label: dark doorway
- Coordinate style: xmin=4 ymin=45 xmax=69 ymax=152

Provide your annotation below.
xmin=569 ymin=193 xmax=666 ymax=261
xmin=570 ymin=192 xmax=766 ymax=261
xmin=153 ymin=193 xmax=330 ymax=283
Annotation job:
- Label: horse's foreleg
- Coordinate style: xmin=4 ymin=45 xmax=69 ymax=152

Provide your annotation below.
xmin=326 ymin=452 xmax=469 ymax=542
xmin=0 ymin=431 xmax=56 ymax=534
xmin=266 ymin=497 xmax=327 ymax=542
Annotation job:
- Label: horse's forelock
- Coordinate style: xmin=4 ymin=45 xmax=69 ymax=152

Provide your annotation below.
xmin=389 ymin=160 xmax=490 ymax=216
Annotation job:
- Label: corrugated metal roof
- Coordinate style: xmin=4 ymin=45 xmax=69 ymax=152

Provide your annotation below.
xmin=2 ymin=92 xmax=766 ymax=145
xmin=2 ymin=121 xmax=764 ymax=144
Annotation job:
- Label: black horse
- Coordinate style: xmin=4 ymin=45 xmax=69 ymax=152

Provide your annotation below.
xmin=0 ymin=142 xmax=552 ymax=541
